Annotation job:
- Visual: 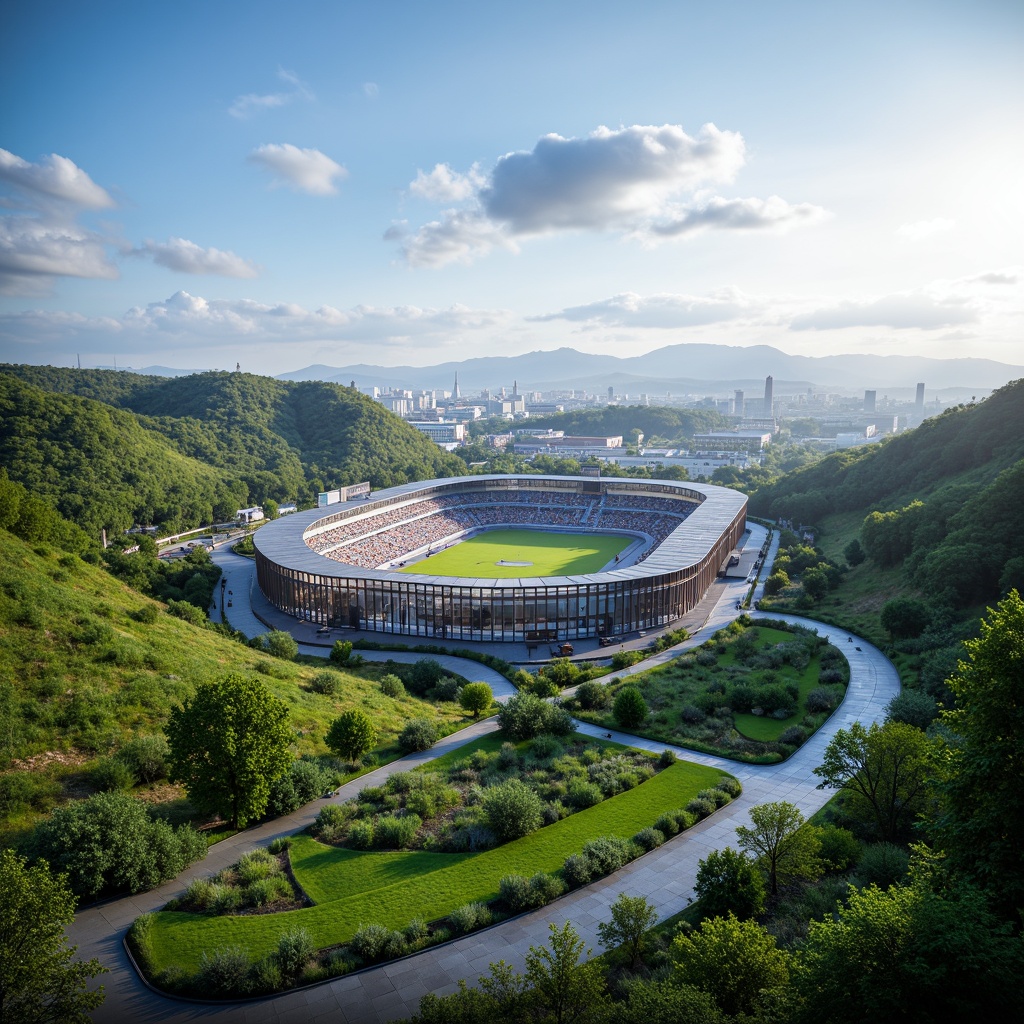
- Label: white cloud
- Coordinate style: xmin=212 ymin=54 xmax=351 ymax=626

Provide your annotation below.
xmin=650 ymin=195 xmax=829 ymax=237
xmin=248 ymin=143 xmax=347 ymax=195
xmin=896 ymin=217 xmax=955 ymax=241
xmin=401 ymin=210 xmax=518 ymax=268
xmin=531 ymin=288 xmax=759 ymax=328
xmin=135 ymin=237 xmax=259 ymax=277
xmin=790 ymin=293 xmax=978 ymax=331
xmin=409 ymin=163 xmax=484 ymax=203
xmin=363 ymin=82 xmax=379 ymax=99
xmin=398 ymin=122 xmax=827 ymax=267
xmin=0 ymin=148 xmax=114 ymax=209
xmin=0 ymin=291 xmax=507 ymax=352
xmin=229 ymin=68 xmax=314 ymax=119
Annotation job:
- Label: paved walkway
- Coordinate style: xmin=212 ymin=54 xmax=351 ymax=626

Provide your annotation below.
xmin=66 ymin=526 xmax=899 ymax=1024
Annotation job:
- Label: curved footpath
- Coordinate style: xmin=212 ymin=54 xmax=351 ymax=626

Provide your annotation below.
xmin=66 ymin=535 xmax=899 ymax=1024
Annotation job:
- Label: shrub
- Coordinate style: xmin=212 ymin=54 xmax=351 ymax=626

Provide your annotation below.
xmin=184 ymin=877 xmax=216 ymax=911
xmin=348 ymin=820 xmax=375 ymax=850
xmin=805 ymin=687 xmax=838 ymax=714
xmin=330 ymin=640 xmax=353 ymax=664
xmin=717 ymin=776 xmax=742 ymax=798
xmin=817 ymin=823 xmax=861 ymax=871
xmin=399 ymin=718 xmax=438 ymax=753
xmin=612 ymin=650 xmax=644 ymax=669
xmin=529 ymin=871 xmax=565 ymax=906
xmin=116 ymin=735 xmax=169 ymax=784
xmin=530 ymin=734 xmax=564 ymax=760
xmin=613 ymin=686 xmax=649 ymax=729
xmin=274 ymin=927 xmax=315 ymax=980
xmin=448 ymin=901 xmax=492 ymax=935
xmin=854 ymin=842 xmax=910 ymax=888
xmin=581 ymin=835 xmax=632 ymax=876
xmin=779 ymin=726 xmax=807 ymax=746
xmin=498 ymin=691 xmax=549 ymax=740
xmin=499 ymin=874 xmax=532 ymax=912
xmin=819 ymin=667 xmax=846 ymax=685
xmin=197 ymin=946 xmax=250 ymax=996
xmin=686 ymin=797 xmax=717 ymax=819
xmin=404 ymin=918 xmax=429 ymax=942
xmin=309 ymin=671 xmax=341 ymax=695
xmin=658 ymin=749 xmax=677 ymax=769
xmin=350 ymin=923 xmax=391 ymax=961
xmin=408 ymin=658 xmax=445 ymax=695
xmin=312 ymin=803 xmax=354 ymax=842
xmin=697 ymin=788 xmax=732 ymax=808
xmin=654 ymin=812 xmax=681 ymax=836
xmin=566 ymin=780 xmax=603 ymax=810
xmin=632 ymin=827 xmax=666 ymax=852
xmin=575 ymin=680 xmax=611 ymax=710
xmin=245 ymin=876 xmax=291 ymax=908
xmin=431 ymin=676 xmax=463 ymax=702
xmin=482 ymin=779 xmax=543 ymax=841
xmin=497 ymin=741 xmax=520 ymax=771
xmin=545 ymin=704 xmax=576 ymax=736
xmin=680 ymin=703 xmax=706 ymax=725
xmin=91 ymin=757 xmax=135 ymax=792
xmin=267 ymin=836 xmax=291 ymax=855
xmin=885 ymin=690 xmax=938 ymax=729
xmin=236 ymin=849 xmax=278 ymax=885
xmin=374 ymin=812 xmax=421 ymax=849
xmin=262 ymin=630 xmax=299 ymax=660
xmin=562 ymin=853 xmax=594 ymax=888
xmin=379 ymin=674 xmax=405 ymax=698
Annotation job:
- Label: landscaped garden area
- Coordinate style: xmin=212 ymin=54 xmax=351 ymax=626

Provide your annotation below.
xmin=129 ymin=730 xmax=737 ymax=997
xmin=568 ymin=616 xmax=849 ymax=763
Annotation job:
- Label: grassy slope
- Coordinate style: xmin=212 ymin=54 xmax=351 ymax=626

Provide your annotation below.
xmin=0 ymin=531 xmax=467 ymax=839
xmin=145 ymin=752 xmax=729 ymax=973
xmin=401 ymin=529 xmax=630 ymax=578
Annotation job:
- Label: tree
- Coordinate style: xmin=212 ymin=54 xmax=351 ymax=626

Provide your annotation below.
xmin=166 ymin=674 xmax=293 ymax=827
xmin=325 ymin=709 xmax=376 ymax=762
xmin=524 ymin=921 xmax=610 ymax=1024
xmin=880 ymin=597 xmax=931 ymax=640
xmin=498 ymin=691 xmax=550 ymax=740
xmin=735 ymin=801 xmax=821 ymax=895
xmin=597 ymin=892 xmax=658 ymax=968
xmin=801 ymin=567 xmax=829 ymax=603
xmin=843 ymin=537 xmax=866 ymax=567
xmin=693 ymin=846 xmax=766 ymax=920
xmin=613 ymin=687 xmax=648 ymax=729
xmin=483 ymin=778 xmax=543 ymax=842
xmin=763 ymin=570 xmax=790 ymax=596
xmin=0 ymin=849 xmax=107 ymax=1024
xmin=459 ymin=682 xmax=493 ymax=718
xmin=399 ymin=717 xmax=438 ymax=752
xmin=794 ymin=872 xmax=1024 ymax=1023
xmin=930 ymin=590 xmax=1024 ymax=912
xmin=672 ymin=913 xmax=791 ymax=1019
xmin=884 ymin=689 xmax=937 ymax=730
xmin=814 ymin=720 xmax=931 ymax=843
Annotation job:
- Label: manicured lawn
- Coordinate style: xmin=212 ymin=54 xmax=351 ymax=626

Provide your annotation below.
xmin=399 ymin=529 xmax=630 ymax=578
xmin=143 ymin=753 xmax=729 ymax=975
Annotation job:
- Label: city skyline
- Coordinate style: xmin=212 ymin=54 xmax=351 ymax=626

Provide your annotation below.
xmin=1 ymin=0 xmax=1022 ymax=374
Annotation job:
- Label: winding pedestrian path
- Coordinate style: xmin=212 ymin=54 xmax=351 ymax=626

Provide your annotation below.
xmin=67 ymin=539 xmax=899 ymax=1024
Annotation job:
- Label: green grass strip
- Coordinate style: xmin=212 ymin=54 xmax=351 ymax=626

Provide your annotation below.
xmin=144 ymin=759 xmax=727 ymax=974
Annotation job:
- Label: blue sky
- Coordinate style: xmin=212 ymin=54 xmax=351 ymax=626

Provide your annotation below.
xmin=1 ymin=0 xmax=1022 ymax=375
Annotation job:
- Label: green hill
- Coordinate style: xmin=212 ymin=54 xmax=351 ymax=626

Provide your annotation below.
xmin=0 ymin=528 xmax=466 ymax=840
xmin=0 ymin=366 xmax=465 ymax=535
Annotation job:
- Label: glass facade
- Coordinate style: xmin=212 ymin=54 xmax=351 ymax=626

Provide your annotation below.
xmin=253 ymin=476 xmax=747 ymax=644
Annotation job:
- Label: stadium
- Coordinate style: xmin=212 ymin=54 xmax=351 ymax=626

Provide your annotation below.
xmin=253 ymin=475 xmax=747 ymax=644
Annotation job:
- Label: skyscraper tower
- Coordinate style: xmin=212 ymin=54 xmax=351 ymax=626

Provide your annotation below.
xmin=915 ymin=382 xmax=925 ymax=409
xmin=454 ymin=372 xmax=461 ymax=400
xmin=763 ymin=375 xmax=774 ymax=418
xmin=864 ymin=390 xmax=876 ymax=412
xmin=734 ymin=389 xmax=744 ymax=416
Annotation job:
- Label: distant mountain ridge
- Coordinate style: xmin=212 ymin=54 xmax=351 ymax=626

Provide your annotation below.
xmin=276 ymin=343 xmax=1023 ymax=396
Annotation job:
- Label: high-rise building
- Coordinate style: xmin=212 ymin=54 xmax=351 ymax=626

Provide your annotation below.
xmin=734 ymin=389 xmax=744 ymax=416
xmin=864 ymin=390 xmax=876 ymax=412
xmin=763 ymin=376 xmax=774 ymax=418
xmin=915 ymin=382 xmax=925 ymax=408
xmin=453 ymin=372 xmax=461 ymax=400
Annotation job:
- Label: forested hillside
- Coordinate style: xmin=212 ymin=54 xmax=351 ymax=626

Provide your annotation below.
xmin=750 ymin=379 xmax=1024 ymax=610
xmin=0 ymin=366 xmax=465 ymax=536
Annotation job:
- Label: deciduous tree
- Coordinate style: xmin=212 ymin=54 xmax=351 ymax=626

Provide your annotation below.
xmin=693 ymin=846 xmax=766 ymax=920
xmin=459 ymin=682 xmax=493 ymax=718
xmin=597 ymin=892 xmax=658 ymax=968
xmin=814 ymin=720 xmax=931 ymax=843
xmin=735 ymin=801 xmax=821 ymax=895
xmin=0 ymin=849 xmax=107 ymax=1024
xmin=325 ymin=709 xmax=376 ymax=762
xmin=524 ymin=921 xmax=610 ymax=1024
xmin=166 ymin=674 xmax=292 ymax=827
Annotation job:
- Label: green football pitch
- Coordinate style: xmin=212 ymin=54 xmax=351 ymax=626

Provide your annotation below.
xmin=398 ymin=529 xmax=632 ymax=578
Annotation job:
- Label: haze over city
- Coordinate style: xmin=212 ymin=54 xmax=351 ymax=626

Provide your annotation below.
xmin=1 ymin=0 xmax=1022 ymax=376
